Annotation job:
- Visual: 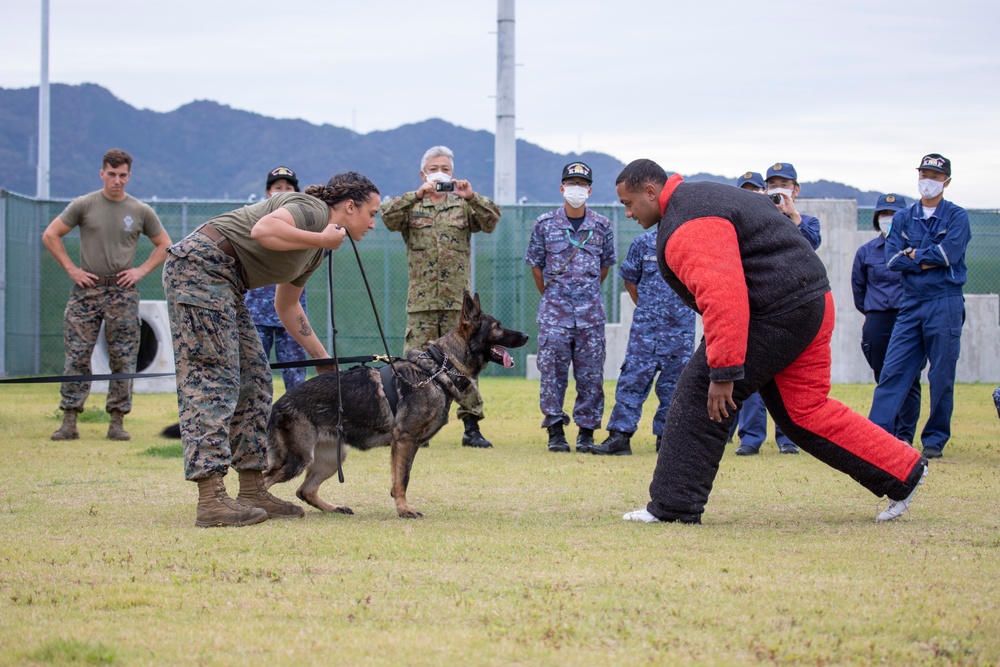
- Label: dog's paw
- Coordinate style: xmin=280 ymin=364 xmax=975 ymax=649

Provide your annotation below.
xmin=332 ymin=506 xmax=354 ymax=515
xmin=397 ymin=508 xmax=424 ymax=519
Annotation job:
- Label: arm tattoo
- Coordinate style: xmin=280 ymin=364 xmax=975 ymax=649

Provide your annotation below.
xmin=296 ymin=315 xmax=313 ymax=337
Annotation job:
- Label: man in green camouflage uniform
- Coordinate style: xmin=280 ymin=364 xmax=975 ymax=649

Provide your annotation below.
xmin=42 ymin=148 xmax=171 ymax=441
xmin=164 ymin=171 xmax=381 ymax=527
xmin=380 ymin=146 xmax=501 ymax=448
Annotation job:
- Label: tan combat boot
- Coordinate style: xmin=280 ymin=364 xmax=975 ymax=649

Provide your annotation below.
xmin=237 ymin=469 xmax=305 ymax=518
xmin=195 ymin=473 xmax=269 ymax=528
xmin=51 ymin=410 xmax=79 ymax=441
xmin=107 ymin=411 xmax=131 ymax=441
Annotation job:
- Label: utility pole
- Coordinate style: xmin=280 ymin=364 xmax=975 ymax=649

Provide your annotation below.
xmin=494 ymin=0 xmax=516 ymax=205
xmin=37 ymin=0 xmax=51 ymax=199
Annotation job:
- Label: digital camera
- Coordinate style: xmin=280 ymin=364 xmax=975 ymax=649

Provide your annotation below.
xmin=769 ymin=193 xmax=783 ymax=205
xmin=435 ymin=181 xmax=456 ymax=192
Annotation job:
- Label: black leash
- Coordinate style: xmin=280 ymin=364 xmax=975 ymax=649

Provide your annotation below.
xmin=0 ymin=372 xmax=174 ymax=385
xmin=270 ymin=354 xmax=388 ymax=370
xmin=0 ymin=357 xmax=393 ymax=384
xmin=327 ymin=250 xmax=346 ymax=484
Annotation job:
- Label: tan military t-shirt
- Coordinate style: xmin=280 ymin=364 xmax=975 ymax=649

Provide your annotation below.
xmin=205 ymin=192 xmax=329 ymax=289
xmin=59 ymin=191 xmax=163 ymax=278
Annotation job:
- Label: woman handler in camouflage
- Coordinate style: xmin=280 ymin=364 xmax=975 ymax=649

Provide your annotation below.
xmin=163 ymin=172 xmax=380 ymax=528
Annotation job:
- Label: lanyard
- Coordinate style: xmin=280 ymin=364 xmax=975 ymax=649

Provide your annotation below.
xmin=565 ymin=228 xmax=593 ymax=248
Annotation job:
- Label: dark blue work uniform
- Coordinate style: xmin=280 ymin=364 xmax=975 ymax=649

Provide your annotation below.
xmin=851 ymin=234 xmax=922 ymax=442
xmin=868 ymin=198 xmax=970 ymax=453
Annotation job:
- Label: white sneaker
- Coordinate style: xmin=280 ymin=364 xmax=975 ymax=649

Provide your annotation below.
xmin=623 ymin=508 xmax=661 ymax=523
xmin=876 ymin=463 xmax=928 ymax=522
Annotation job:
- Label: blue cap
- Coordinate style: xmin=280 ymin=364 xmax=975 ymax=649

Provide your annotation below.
xmin=875 ymin=193 xmax=907 ymax=214
xmin=736 ymin=171 xmax=766 ymax=190
xmin=872 ymin=193 xmax=907 ymax=231
xmin=766 ymin=162 xmax=797 ymax=182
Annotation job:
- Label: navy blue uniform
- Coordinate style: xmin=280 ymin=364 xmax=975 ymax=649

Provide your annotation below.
xmin=244 ymin=284 xmax=308 ymax=390
xmin=852 ymin=235 xmax=921 ymax=441
xmin=607 ymin=231 xmax=694 ymax=436
xmin=869 ymin=198 xmax=970 ymax=453
xmin=525 ymin=205 xmax=616 ymax=429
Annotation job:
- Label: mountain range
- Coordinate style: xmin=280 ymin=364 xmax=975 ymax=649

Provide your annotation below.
xmin=0 ymin=83 xmax=885 ymax=205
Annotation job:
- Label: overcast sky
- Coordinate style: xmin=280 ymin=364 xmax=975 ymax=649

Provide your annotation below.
xmin=2 ymin=1 xmax=998 ymax=206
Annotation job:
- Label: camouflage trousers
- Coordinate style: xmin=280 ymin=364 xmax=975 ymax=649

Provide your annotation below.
xmin=606 ymin=351 xmax=690 ymax=436
xmin=536 ymin=323 xmax=606 ymax=429
xmin=163 ymin=234 xmax=272 ymax=481
xmin=59 ymin=285 xmax=140 ymax=414
xmin=404 ymin=309 xmax=484 ymax=420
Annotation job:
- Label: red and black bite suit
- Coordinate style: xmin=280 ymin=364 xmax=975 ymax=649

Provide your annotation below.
xmin=648 ymin=175 xmax=925 ymax=523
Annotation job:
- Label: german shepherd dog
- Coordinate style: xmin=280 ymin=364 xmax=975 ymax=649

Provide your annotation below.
xmin=263 ymin=292 xmax=528 ymax=518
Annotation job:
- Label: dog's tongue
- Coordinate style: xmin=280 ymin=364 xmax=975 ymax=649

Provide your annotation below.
xmin=494 ymin=346 xmax=514 ymax=368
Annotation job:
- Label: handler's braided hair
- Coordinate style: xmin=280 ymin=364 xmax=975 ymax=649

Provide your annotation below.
xmin=304 ymin=171 xmax=380 ymax=207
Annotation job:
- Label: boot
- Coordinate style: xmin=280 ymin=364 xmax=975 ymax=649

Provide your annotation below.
xmin=51 ymin=409 xmax=79 ymax=441
xmin=576 ymin=427 xmax=596 ymax=453
xmin=236 ymin=470 xmax=305 ymax=518
xmin=460 ymin=416 xmax=493 ymax=448
xmin=547 ymin=423 xmax=570 ymax=453
xmin=655 ymin=433 xmax=662 ymax=453
xmin=107 ymin=411 xmax=131 ymax=441
xmin=196 ymin=473 xmax=269 ymax=528
xmin=591 ymin=430 xmax=633 ymax=456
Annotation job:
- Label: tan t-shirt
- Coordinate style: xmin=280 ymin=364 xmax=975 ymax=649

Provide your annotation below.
xmin=205 ymin=193 xmax=329 ymax=289
xmin=59 ymin=191 xmax=163 ymax=278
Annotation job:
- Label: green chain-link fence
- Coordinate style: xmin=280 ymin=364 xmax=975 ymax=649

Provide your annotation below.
xmin=3 ymin=190 xmax=998 ymax=379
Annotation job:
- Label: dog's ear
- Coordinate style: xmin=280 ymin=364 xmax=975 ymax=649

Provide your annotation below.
xmin=461 ymin=291 xmax=481 ymax=320
xmin=459 ymin=290 xmax=481 ymax=333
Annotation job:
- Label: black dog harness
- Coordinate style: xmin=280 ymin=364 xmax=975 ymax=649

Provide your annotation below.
xmin=378 ymin=344 xmax=472 ymax=417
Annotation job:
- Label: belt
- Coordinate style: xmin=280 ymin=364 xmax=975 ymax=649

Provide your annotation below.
xmin=96 ymin=275 xmax=121 ymax=287
xmin=195 ymin=224 xmax=239 ymax=262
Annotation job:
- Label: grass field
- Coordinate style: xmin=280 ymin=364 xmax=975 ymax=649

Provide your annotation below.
xmin=1 ymin=380 xmax=998 ymax=666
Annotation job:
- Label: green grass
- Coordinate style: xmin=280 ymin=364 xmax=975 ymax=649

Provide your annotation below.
xmin=1 ymin=380 xmax=998 ymax=666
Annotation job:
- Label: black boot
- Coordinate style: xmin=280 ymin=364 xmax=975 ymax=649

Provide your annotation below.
xmin=461 ymin=416 xmax=493 ymax=448
xmin=591 ymin=430 xmax=632 ymax=456
xmin=655 ymin=433 xmax=662 ymax=453
xmin=576 ymin=428 xmax=596 ymax=453
xmin=547 ymin=423 xmax=570 ymax=453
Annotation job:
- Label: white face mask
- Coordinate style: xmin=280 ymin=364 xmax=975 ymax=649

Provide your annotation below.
xmin=879 ymin=215 xmax=894 ymax=237
xmin=425 ymin=171 xmax=452 ymax=185
xmin=917 ymin=178 xmax=946 ymax=199
xmin=563 ymin=185 xmax=589 ymax=208
xmin=767 ymin=187 xmax=794 ymax=199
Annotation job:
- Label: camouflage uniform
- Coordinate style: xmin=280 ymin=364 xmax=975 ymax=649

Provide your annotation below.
xmin=164 ymin=191 xmax=329 ymax=480
xmin=380 ymin=190 xmax=500 ymax=420
xmin=525 ymin=205 xmax=616 ymax=429
xmin=245 ymin=284 xmax=308 ymax=390
xmin=59 ymin=285 xmax=140 ymax=414
xmin=53 ymin=190 xmax=162 ymax=417
xmin=163 ymin=234 xmax=273 ymax=481
xmin=607 ymin=231 xmax=694 ymax=436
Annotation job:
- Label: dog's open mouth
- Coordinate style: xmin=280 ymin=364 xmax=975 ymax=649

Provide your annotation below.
xmin=490 ymin=346 xmax=514 ymax=368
